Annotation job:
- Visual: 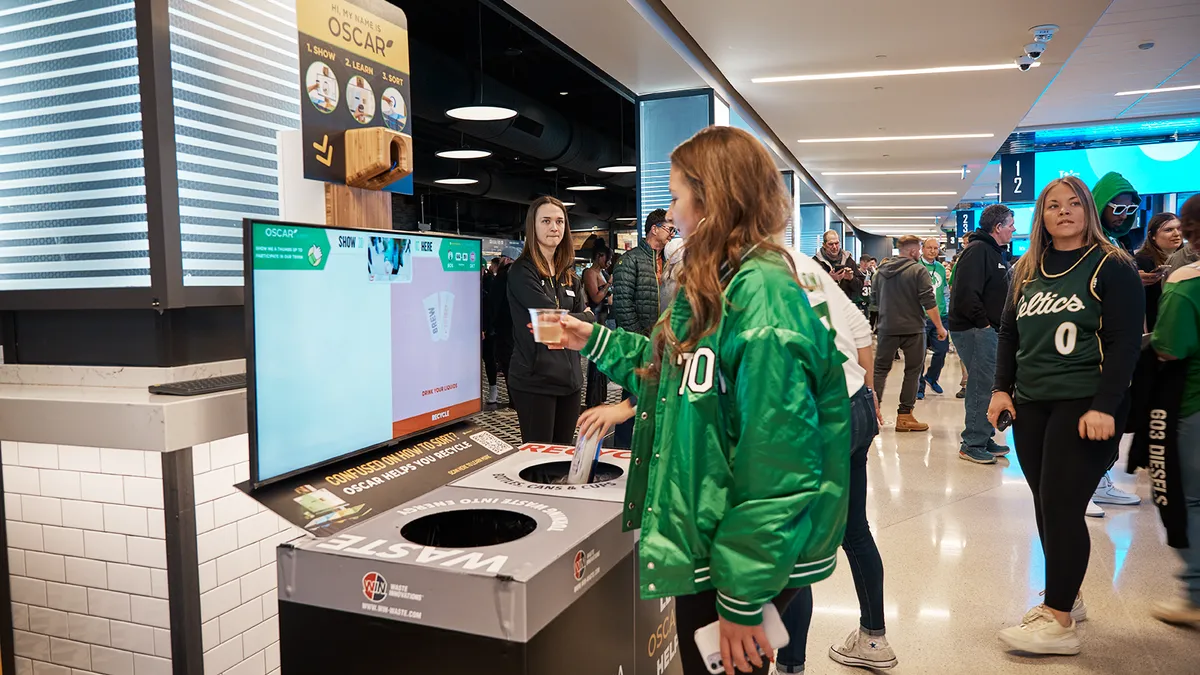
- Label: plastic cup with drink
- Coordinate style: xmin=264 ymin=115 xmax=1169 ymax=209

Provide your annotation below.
xmin=529 ymin=308 xmax=568 ymax=347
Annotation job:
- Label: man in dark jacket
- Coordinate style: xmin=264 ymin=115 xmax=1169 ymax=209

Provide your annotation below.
xmin=948 ymin=205 xmax=1014 ymax=464
xmin=815 ymin=230 xmax=865 ymax=299
xmin=613 ymin=209 xmax=673 ymax=335
xmin=874 ymin=235 xmax=946 ymax=432
xmin=610 ymin=209 xmax=673 ymax=447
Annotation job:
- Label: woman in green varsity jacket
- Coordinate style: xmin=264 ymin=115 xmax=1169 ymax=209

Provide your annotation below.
xmin=551 ymin=126 xmax=850 ymax=675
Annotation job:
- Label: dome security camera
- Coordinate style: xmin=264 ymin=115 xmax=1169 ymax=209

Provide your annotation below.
xmin=1014 ymin=55 xmax=1036 ymax=72
xmin=1024 ymin=43 xmax=1045 ymax=59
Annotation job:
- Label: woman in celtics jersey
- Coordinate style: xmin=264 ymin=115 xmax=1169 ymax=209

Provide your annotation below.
xmin=989 ymin=176 xmax=1144 ymax=656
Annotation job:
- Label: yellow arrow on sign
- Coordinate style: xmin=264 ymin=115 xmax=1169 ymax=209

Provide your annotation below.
xmin=313 ymin=134 xmax=333 ymax=166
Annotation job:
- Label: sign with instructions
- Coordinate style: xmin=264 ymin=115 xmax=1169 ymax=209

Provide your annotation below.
xmin=296 ymin=0 xmax=413 ymax=193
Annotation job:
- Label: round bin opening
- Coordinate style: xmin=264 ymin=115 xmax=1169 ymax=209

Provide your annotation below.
xmin=400 ymin=509 xmax=537 ymax=548
xmin=518 ymin=461 xmax=625 ymax=485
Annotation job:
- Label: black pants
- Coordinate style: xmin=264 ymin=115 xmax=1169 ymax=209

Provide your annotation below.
xmin=482 ymin=337 xmax=498 ymax=387
xmin=585 ymin=361 xmax=609 ymax=410
xmin=1013 ymin=396 xmax=1130 ymax=612
xmin=873 ymin=333 xmax=925 ymax=414
xmin=508 ymin=386 xmax=582 ymax=445
xmin=676 ymin=588 xmax=799 ymax=675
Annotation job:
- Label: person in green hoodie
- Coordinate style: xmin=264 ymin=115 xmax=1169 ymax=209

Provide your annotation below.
xmin=1092 ymin=171 xmax=1141 ymax=246
xmin=1090 ymin=171 xmax=1145 ymax=512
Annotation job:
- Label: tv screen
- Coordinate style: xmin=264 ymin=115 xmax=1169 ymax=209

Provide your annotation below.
xmin=1010 ymin=205 xmax=1035 ymax=236
xmin=246 ymin=220 xmax=482 ymax=486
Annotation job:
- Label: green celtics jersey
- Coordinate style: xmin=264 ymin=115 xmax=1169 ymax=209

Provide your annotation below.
xmin=920 ymin=258 xmax=947 ymax=315
xmin=1014 ymin=245 xmax=1110 ymax=403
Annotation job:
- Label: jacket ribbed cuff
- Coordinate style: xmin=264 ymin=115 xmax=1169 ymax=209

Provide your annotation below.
xmin=583 ymin=324 xmax=613 ymax=362
xmin=715 ymin=592 xmax=763 ymax=626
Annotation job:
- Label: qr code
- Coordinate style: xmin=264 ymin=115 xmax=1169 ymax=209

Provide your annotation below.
xmin=471 ymin=431 xmax=513 ymax=456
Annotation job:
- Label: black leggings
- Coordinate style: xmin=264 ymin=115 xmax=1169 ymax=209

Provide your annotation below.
xmin=1013 ymin=396 xmax=1130 ymax=612
xmin=482 ymin=338 xmax=498 ymax=386
xmin=675 ymin=589 xmax=798 ymax=675
xmin=508 ymin=386 xmax=582 ymax=445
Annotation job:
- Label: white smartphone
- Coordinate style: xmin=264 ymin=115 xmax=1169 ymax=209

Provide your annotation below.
xmin=693 ymin=602 xmax=790 ymax=674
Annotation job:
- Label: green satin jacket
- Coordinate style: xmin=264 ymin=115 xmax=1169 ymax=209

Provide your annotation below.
xmin=583 ymin=253 xmax=850 ymax=625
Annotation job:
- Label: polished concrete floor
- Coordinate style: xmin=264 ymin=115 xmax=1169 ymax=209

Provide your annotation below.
xmin=798 ymin=353 xmax=1198 ymax=674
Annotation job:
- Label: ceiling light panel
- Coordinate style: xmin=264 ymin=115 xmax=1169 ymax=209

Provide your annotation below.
xmin=436 ymin=149 xmax=492 ymax=160
xmin=599 ymin=165 xmax=637 ymax=174
xmin=822 ymin=169 xmax=967 ymax=176
xmin=566 ymin=184 xmax=606 ymax=191
xmin=797 ymin=133 xmax=994 ymax=144
xmin=855 ymin=216 xmax=942 ymax=220
xmin=753 ymin=62 xmax=1039 ymax=84
xmin=1115 ymin=84 xmax=1200 ymax=97
xmin=847 ymin=206 xmax=951 ymax=210
xmin=446 ymin=106 xmax=518 ymax=121
xmin=434 ymin=177 xmax=479 ymax=185
xmin=836 ymin=191 xmax=957 ymax=196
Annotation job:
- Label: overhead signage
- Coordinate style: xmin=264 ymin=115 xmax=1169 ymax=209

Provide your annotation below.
xmin=1001 ymin=152 xmax=1035 ymax=203
xmin=1033 ymin=141 xmax=1200 ymax=197
xmin=955 ymin=209 xmax=975 ymax=237
xmin=296 ymin=0 xmax=413 ymax=193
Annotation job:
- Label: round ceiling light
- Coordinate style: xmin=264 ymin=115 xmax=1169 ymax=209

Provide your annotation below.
xmin=446 ymin=106 xmax=517 ymax=121
xmin=598 ymin=165 xmax=637 ymax=174
xmin=436 ymin=149 xmax=492 ymax=160
xmin=434 ymin=177 xmax=479 ymax=185
xmin=566 ymin=184 xmax=606 ymax=192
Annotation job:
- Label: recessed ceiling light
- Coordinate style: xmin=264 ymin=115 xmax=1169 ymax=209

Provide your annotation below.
xmin=822 ymin=169 xmax=967 ymax=176
xmin=598 ymin=165 xmax=637 ymax=173
xmin=615 ymin=217 xmax=636 ymax=221
xmin=446 ymin=106 xmax=518 ymax=121
xmin=1115 ymin=83 xmax=1200 ymax=97
xmin=753 ymin=62 xmax=1038 ymax=84
xmin=836 ymin=191 xmax=957 ymax=196
xmin=561 ymin=201 xmax=576 ymax=207
xmin=797 ymin=133 xmax=993 ymax=144
xmin=544 ymin=166 xmax=558 ymax=172
xmin=559 ymin=91 xmax=569 ymax=96
xmin=434 ymin=177 xmax=479 ymax=185
xmin=855 ymin=216 xmax=942 ymax=220
xmin=436 ymin=149 xmax=492 ymax=160
xmin=566 ymin=184 xmax=606 ymax=192
xmin=985 ymin=192 xmax=1000 ymax=197
xmin=847 ymin=205 xmax=950 ymax=210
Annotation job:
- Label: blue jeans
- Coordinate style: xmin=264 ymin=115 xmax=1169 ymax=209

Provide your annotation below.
xmin=918 ymin=315 xmax=949 ymax=394
xmin=1180 ymin=411 xmax=1200 ymax=606
xmin=778 ymin=386 xmax=884 ymax=672
xmin=951 ymin=327 xmax=998 ymax=449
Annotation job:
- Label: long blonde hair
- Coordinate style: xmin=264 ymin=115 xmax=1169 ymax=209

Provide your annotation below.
xmin=646 ymin=126 xmax=793 ymax=376
xmin=1010 ymin=175 xmax=1129 ymax=306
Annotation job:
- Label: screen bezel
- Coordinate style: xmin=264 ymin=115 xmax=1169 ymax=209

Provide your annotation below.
xmin=244 ymin=218 xmax=484 ymax=490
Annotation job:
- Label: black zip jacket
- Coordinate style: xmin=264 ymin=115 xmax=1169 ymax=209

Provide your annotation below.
xmin=948 ymin=231 xmax=1011 ymax=331
xmin=506 ymin=258 xmax=594 ymax=395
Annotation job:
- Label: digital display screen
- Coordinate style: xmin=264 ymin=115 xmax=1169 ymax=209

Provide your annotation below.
xmin=1034 ymin=141 xmax=1200 ymax=197
xmin=1010 ymin=205 xmax=1035 ymax=236
xmin=1012 ymin=238 xmax=1029 ymax=257
xmin=247 ymin=221 xmax=482 ymax=485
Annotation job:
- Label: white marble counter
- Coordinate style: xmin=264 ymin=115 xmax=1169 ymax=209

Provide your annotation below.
xmin=0 ymin=360 xmax=247 ymax=451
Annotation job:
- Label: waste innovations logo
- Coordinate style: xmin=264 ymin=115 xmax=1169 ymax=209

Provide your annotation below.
xmin=362 ymin=571 xmax=388 ymax=602
xmin=573 ymin=550 xmax=586 ymax=581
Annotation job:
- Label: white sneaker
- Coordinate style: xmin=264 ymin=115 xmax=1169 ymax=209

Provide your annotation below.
xmin=1086 ymin=500 xmax=1105 ymax=518
xmin=487 ymin=384 xmax=499 ymax=404
xmin=1150 ymin=597 xmax=1200 ymax=625
xmin=1092 ymin=472 xmax=1140 ymax=506
xmin=998 ymin=606 xmax=1080 ymax=655
xmin=1024 ymin=592 xmax=1087 ymax=624
xmin=828 ymin=628 xmax=898 ymax=669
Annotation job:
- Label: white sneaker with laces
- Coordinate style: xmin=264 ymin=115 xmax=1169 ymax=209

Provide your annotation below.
xmin=1023 ymin=592 xmax=1087 ymax=624
xmin=1086 ymin=500 xmax=1105 ymax=518
xmin=1092 ymin=472 xmax=1141 ymax=506
xmin=828 ymin=628 xmax=898 ymax=669
xmin=998 ymin=606 xmax=1080 ymax=655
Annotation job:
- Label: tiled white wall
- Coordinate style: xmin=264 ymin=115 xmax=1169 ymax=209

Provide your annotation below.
xmin=3 ymin=442 xmax=171 ymax=675
xmin=193 ymin=435 xmax=302 ymax=675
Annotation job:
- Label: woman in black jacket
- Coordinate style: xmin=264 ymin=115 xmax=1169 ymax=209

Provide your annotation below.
xmin=507 ymin=196 xmax=593 ymax=443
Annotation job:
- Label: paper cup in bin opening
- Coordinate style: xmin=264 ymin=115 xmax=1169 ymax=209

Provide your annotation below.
xmin=566 ymin=433 xmax=603 ymax=485
xmin=529 ymin=308 xmax=568 ymax=345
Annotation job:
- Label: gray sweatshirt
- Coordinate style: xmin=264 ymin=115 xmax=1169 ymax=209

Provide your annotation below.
xmin=875 ymin=256 xmax=936 ymax=336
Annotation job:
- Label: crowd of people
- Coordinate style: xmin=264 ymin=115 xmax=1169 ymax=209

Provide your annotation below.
xmin=479 ymin=125 xmax=1200 ymax=673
